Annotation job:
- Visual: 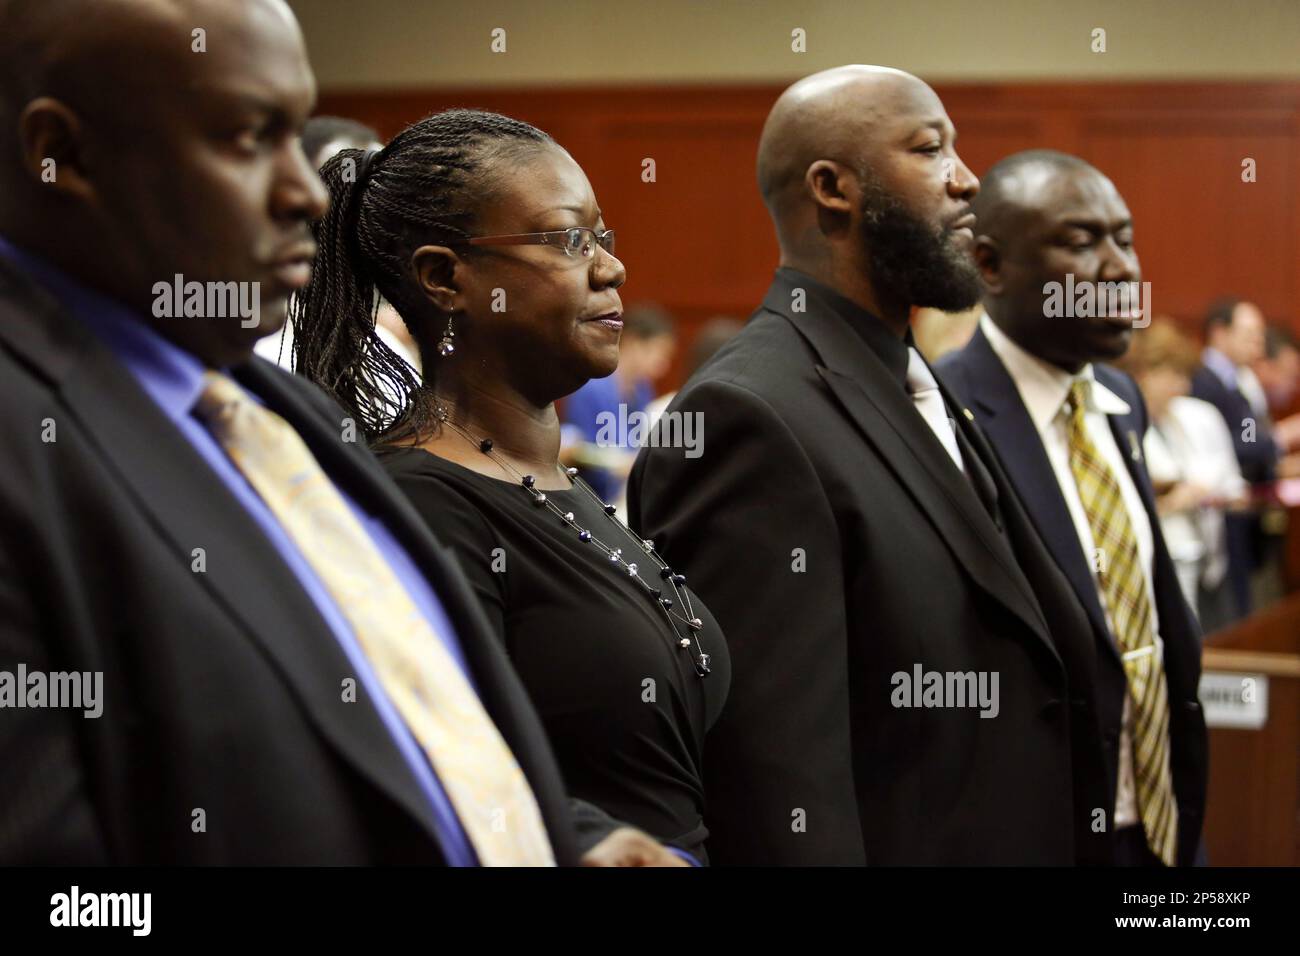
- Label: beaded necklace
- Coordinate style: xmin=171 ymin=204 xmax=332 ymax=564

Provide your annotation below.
xmin=433 ymin=402 xmax=711 ymax=677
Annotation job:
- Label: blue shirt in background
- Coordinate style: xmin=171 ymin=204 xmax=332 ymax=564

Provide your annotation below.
xmin=562 ymin=373 xmax=654 ymax=501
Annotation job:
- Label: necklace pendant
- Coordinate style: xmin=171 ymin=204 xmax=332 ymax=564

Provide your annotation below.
xmin=678 ymin=638 xmax=690 ymax=648
xmin=695 ymin=654 xmax=712 ymax=677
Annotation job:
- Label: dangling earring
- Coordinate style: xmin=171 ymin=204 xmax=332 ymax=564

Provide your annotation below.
xmin=436 ymin=312 xmax=456 ymax=357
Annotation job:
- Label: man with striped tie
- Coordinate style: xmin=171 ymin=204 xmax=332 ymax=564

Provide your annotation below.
xmin=937 ymin=150 xmax=1208 ymax=866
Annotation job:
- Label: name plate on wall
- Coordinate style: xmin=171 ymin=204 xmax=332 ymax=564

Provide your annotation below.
xmin=1199 ymin=672 xmax=1269 ymax=729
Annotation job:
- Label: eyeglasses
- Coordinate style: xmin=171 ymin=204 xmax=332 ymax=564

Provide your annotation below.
xmin=465 ymin=227 xmax=616 ymax=263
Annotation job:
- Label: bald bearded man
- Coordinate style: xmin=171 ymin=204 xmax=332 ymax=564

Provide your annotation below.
xmin=0 ymin=0 xmax=672 ymax=866
xmin=629 ymin=67 xmax=1101 ymax=864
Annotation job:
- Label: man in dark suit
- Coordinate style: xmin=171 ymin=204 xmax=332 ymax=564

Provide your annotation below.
xmin=936 ymin=150 xmax=1208 ymax=866
xmin=1191 ymin=298 xmax=1278 ymax=615
xmin=628 ymin=66 xmax=1100 ymax=865
xmin=0 ymin=0 xmax=661 ymax=865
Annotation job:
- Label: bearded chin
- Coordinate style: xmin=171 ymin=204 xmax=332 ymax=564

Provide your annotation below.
xmin=858 ymin=191 xmax=983 ymax=313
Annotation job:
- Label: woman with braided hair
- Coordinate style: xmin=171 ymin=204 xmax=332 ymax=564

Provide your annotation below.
xmin=291 ymin=109 xmax=730 ymax=865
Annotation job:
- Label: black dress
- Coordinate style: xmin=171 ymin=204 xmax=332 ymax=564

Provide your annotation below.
xmin=380 ymin=447 xmax=731 ymax=862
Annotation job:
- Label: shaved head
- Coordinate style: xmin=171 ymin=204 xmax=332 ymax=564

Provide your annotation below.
xmin=757 ymin=65 xmax=927 ymax=211
xmin=0 ymin=0 xmax=326 ymax=366
xmin=971 ymin=149 xmax=1097 ymax=244
xmin=755 ymin=65 xmax=981 ymax=323
xmin=972 ymin=149 xmax=1141 ymax=371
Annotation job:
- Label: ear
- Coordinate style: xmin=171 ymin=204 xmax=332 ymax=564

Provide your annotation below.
xmin=19 ymin=97 xmax=96 ymax=202
xmin=804 ymin=160 xmax=856 ymax=216
xmin=972 ymin=235 xmax=1003 ymax=295
xmin=410 ymin=244 xmax=463 ymax=314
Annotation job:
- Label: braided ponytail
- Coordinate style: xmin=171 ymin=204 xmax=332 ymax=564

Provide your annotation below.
xmin=290 ymin=109 xmax=555 ymax=446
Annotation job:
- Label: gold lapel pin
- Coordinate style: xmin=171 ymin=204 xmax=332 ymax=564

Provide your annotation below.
xmin=1127 ymin=430 xmax=1142 ymax=461
xmin=963 ymin=408 xmax=975 ymax=421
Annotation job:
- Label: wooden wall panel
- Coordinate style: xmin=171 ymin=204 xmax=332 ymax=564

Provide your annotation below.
xmin=320 ymin=82 xmax=1300 ymax=388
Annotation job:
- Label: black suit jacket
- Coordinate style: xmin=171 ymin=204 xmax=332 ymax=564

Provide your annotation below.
xmin=628 ymin=269 xmax=1100 ymax=865
xmin=1190 ymin=364 xmax=1276 ymax=484
xmin=937 ymin=325 xmax=1208 ymax=866
xmin=0 ymin=255 xmax=582 ymax=864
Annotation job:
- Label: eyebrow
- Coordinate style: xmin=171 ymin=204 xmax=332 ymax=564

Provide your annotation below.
xmin=552 ymin=204 xmax=602 ymax=216
xmin=199 ymin=87 xmax=315 ymax=123
xmin=901 ymin=119 xmax=958 ymax=147
xmin=1058 ymin=216 xmax=1133 ymax=230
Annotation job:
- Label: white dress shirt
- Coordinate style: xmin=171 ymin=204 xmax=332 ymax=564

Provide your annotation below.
xmin=1145 ymin=396 xmax=1247 ymax=600
xmin=907 ymin=346 xmax=965 ymax=474
xmin=982 ymin=314 xmax=1161 ymax=829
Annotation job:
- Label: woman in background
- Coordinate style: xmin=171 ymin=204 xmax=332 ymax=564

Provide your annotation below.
xmin=1118 ymin=320 xmax=1248 ymax=633
xmin=291 ymin=109 xmax=730 ymax=864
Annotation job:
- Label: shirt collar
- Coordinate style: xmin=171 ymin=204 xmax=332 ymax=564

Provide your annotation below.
xmin=1200 ymin=346 xmax=1238 ymax=389
xmin=980 ymin=312 xmax=1130 ymax=434
xmin=0 ymin=234 xmax=209 ymax=422
xmin=774 ymin=266 xmax=912 ymax=392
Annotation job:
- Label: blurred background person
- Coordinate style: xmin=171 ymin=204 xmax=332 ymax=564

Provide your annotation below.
xmin=1117 ymin=321 xmax=1248 ymax=633
xmin=615 ymin=316 xmax=743 ymax=515
xmin=1192 ymin=297 xmax=1287 ymax=614
xmin=561 ymin=303 xmax=677 ymax=504
xmin=257 ymin=115 xmax=421 ymax=374
xmin=1193 ymin=297 xmax=1276 ymax=482
xmin=1255 ymin=325 xmax=1300 ymax=460
xmin=643 ymin=316 xmax=744 ymax=425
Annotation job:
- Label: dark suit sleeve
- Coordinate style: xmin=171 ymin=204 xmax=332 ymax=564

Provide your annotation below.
xmin=1191 ymin=368 xmax=1276 ymax=483
xmin=0 ymin=484 xmax=109 ymax=863
xmin=629 ymin=378 xmax=864 ymax=864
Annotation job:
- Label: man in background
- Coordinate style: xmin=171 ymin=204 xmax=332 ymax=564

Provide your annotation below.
xmin=562 ymin=304 xmax=677 ymax=503
xmin=1192 ymin=298 xmax=1283 ymax=613
xmin=257 ymin=114 xmax=420 ymax=372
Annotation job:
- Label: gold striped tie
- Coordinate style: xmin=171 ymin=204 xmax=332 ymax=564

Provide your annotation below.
xmin=195 ymin=372 xmax=554 ymax=866
xmin=1063 ymin=380 xmax=1177 ymax=865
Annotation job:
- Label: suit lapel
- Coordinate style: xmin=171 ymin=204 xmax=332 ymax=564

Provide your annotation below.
xmin=959 ymin=328 xmax=1122 ymax=663
xmin=770 ymin=282 xmax=1057 ymax=658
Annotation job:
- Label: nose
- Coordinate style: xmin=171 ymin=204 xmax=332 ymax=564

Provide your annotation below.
xmin=1098 ymin=237 xmax=1139 ymax=284
xmin=947 ymin=151 xmax=979 ymax=202
xmin=274 ymin=141 xmax=331 ymax=223
xmin=592 ymin=247 xmax=626 ymax=290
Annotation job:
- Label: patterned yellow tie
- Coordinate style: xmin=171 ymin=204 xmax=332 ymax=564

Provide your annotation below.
xmin=1063 ymin=379 xmax=1178 ymax=865
xmin=195 ymin=372 xmax=554 ymax=866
